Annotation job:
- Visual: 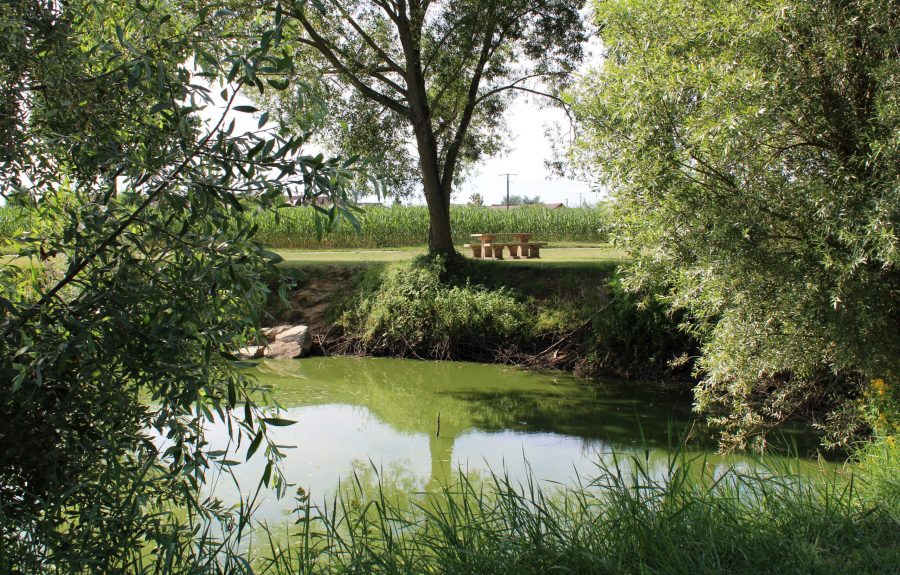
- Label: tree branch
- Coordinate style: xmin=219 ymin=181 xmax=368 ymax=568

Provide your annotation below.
xmin=293 ymin=25 xmax=407 ymax=98
xmin=371 ymin=0 xmax=401 ymax=26
xmin=475 ymin=73 xmax=564 ymax=105
xmin=291 ymin=10 xmax=410 ymax=116
xmin=440 ymin=21 xmax=496 ymax=189
xmin=332 ymin=1 xmax=405 ymax=75
xmin=2 ymin=86 xmax=245 ymax=337
xmin=477 ymin=83 xmax=574 ymax=126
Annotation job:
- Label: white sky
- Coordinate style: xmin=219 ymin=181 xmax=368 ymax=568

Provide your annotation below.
xmin=357 ymin=98 xmax=597 ymax=207
xmin=452 ymin=100 xmax=595 ymax=207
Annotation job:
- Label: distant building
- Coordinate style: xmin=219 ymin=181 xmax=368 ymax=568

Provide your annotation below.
xmin=289 ymin=195 xmax=332 ymax=207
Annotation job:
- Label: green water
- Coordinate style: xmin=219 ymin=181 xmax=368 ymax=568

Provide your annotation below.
xmin=200 ymin=357 xmax=833 ymax=525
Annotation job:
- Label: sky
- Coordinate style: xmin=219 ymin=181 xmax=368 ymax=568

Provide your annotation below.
xmin=354 ymin=99 xmax=598 ymax=208
xmin=451 ymin=100 xmax=596 ymax=208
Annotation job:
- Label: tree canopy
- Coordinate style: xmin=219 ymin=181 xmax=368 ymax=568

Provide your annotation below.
xmin=502 ymin=194 xmax=542 ymax=206
xmin=0 ymin=0 xmax=353 ymax=569
xmin=571 ymin=0 xmax=899 ymax=448
xmin=267 ymin=0 xmax=587 ymax=254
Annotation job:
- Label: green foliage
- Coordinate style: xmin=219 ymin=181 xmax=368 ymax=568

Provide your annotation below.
xmin=257 ymin=450 xmax=899 ymax=575
xmin=571 ymin=0 xmax=899 ymax=448
xmin=0 ymin=0 xmax=355 ymax=570
xmin=340 ymin=257 xmax=533 ymax=358
xmin=265 ymin=1 xmax=587 ymax=253
xmin=0 ymin=206 xmax=29 ymax=252
xmin=861 ymin=378 xmax=900 ymax=437
xmin=501 ymin=193 xmax=542 ymax=206
xmin=584 ymin=274 xmax=696 ymax=379
xmin=251 ymin=204 xmax=611 ymax=248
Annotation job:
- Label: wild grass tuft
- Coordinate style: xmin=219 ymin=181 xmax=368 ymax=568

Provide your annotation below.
xmin=254 ymin=443 xmax=898 ymax=575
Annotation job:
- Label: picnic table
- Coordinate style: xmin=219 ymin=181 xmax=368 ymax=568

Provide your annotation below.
xmin=464 ymin=233 xmax=548 ymax=260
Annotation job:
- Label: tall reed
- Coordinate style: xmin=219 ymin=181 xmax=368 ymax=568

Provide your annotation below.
xmin=253 ymin=445 xmax=898 ymax=575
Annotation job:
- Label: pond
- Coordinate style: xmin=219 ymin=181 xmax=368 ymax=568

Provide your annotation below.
xmin=200 ymin=357 xmax=833 ymax=526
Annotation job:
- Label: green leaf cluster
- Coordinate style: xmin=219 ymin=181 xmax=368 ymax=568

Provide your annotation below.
xmin=571 ymin=0 xmax=899 ymax=448
xmin=0 ymin=0 xmax=356 ymax=570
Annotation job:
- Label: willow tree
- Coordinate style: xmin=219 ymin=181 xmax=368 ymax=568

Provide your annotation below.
xmin=278 ymin=0 xmax=586 ymax=254
xmin=0 ymin=0 xmax=352 ymax=569
xmin=571 ymin=0 xmax=898 ymax=448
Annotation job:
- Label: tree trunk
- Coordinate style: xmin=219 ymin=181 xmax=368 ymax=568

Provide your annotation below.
xmin=397 ymin=12 xmax=457 ymax=257
xmin=409 ymin=96 xmax=456 ymax=256
xmin=424 ymin=181 xmax=454 ymax=255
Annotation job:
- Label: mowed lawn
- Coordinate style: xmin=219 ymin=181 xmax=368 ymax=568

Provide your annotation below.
xmin=1 ymin=243 xmax=627 ymax=270
xmin=276 ymin=243 xmax=628 ymax=268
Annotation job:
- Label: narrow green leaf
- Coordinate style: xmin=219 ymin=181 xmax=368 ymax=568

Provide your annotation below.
xmin=262 ymin=417 xmax=296 ymax=427
xmin=246 ymin=430 xmax=263 ymax=461
xmin=262 ymin=461 xmax=273 ymax=486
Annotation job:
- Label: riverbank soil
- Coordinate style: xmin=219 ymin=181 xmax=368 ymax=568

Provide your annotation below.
xmin=264 ymin=264 xmax=381 ymax=342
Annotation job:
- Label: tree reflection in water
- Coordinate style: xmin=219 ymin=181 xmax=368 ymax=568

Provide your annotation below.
xmin=195 ymin=357 xmax=830 ymax=526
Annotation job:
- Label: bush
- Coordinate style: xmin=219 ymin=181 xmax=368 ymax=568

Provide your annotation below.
xmin=571 ymin=0 xmax=899 ymax=447
xmin=581 ymin=275 xmax=697 ymax=379
xmin=340 ymin=257 xmax=534 ymax=359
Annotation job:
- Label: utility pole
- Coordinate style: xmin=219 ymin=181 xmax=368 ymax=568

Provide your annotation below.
xmin=499 ymin=173 xmax=516 ymax=210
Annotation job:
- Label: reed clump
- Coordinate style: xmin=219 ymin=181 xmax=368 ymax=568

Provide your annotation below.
xmin=254 ymin=442 xmax=899 ymax=575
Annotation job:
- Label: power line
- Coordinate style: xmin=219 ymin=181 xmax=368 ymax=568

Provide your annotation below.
xmin=499 ymin=173 xmax=517 ymax=210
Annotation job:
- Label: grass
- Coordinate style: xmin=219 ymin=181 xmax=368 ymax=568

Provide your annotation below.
xmin=276 ymin=245 xmax=627 ymax=268
xmin=249 ymin=437 xmax=899 ymax=575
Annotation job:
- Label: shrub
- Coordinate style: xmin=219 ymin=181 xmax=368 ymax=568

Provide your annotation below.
xmin=341 ymin=257 xmax=533 ymax=359
xmin=582 ymin=275 xmax=697 ymax=379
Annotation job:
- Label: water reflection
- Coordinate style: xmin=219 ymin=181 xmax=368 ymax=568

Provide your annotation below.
xmin=196 ymin=357 xmax=829 ymax=524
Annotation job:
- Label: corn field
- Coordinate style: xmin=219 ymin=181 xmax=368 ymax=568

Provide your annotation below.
xmin=253 ymin=205 xmax=611 ymax=248
xmin=0 ymin=204 xmax=611 ymax=249
xmin=0 ymin=206 xmax=29 ymax=243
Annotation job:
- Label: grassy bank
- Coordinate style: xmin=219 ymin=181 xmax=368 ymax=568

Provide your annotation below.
xmin=252 ymin=437 xmax=899 ymax=575
xmin=279 ymin=255 xmax=694 ymax=380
